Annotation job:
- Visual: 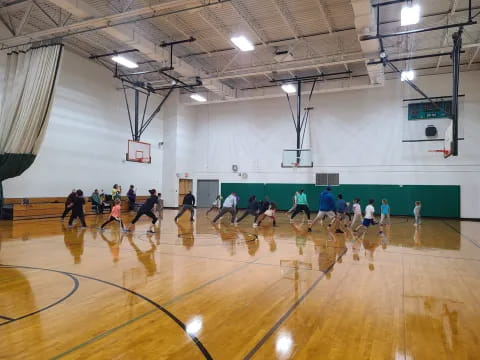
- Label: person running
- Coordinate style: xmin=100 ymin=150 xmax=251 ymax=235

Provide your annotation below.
xmin=206 ymin=195 xmax=222 ymax=216
xmin=254 ymin=202 xmax=277 ymax=227
xmin=174 ymin=191 xmax=195 ymax=222
xmin=99 ymin=199 xmax=125 ymax=231
xmin=61 ymin=189 xmax=76 ymax=220
xmin=350 ymin=198 xmax=363 ymax=229
xmin=91 ymin=189 xmax=103 ymax=214
xmin=126 ymin=189 xmax=158 ymax=233
xmin=413 ymin=201 xmax=422 ymax=226
xmin=236 ymin=195 xmax=259 ymax=223
xmin=68 ymin=189 xmax=87 ymax=228
xmin=355 ymin=199 xmax=376 ymax=234
xmin=309 ymin=187 xmax=335 ymax=231
xmin=212 ymin=192 xmax=237 ymax=224
xmin=127 ymin=185 xmax=136 ymax=211
xmin=290 ymin=189 xmax=310 ymax=223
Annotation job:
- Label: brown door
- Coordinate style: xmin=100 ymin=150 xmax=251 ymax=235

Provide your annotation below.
xmin=178 ymin=179 xmax=193 ymax=205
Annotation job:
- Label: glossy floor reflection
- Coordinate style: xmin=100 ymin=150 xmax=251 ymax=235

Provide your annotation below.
xmin=1 ymin=210 xmax=479 ymax=359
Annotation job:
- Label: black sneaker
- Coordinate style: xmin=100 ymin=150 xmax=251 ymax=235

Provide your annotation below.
xmin=308 ymin=228 xmax=312 ymax=232
xmin=335 ymin=229 xmax=344 ymax=234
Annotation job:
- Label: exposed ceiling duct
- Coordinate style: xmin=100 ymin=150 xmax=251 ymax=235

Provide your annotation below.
xmin=351 ymin=0 xmax=384 ymax=85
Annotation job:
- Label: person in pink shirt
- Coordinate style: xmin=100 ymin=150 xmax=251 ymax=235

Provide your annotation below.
xmin=99 ymin=199 xmax=125 ymax=231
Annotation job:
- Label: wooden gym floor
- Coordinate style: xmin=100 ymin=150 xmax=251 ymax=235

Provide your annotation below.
xmin=1 ymin=210 xmax=479 ymax=359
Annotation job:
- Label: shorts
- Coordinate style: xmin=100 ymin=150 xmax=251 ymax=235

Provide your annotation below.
xmin=362 ymin=218 xmax=374 ymax=227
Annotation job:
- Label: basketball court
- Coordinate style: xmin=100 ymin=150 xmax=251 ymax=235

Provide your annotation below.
xmin=1 ymin=0 xmax=480 ymax=359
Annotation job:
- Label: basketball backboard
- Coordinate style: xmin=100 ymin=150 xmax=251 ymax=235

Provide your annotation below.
xmin=127 ymin=140 xmax=151 ymax=163
xmin=281 ymin=149 xmax=313 ymax=168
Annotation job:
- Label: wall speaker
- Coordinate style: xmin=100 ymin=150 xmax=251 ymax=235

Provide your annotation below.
xmin=425 ymin=125 xmax=437 ymax=137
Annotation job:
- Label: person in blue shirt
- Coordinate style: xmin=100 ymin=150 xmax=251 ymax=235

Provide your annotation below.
xmin=309 ymin=186 xmax=336 ymax=232
xmin=379 ymin=199 xmax=391 ymax=234
xmin=331 ymin=194 xmax=347 ymax=233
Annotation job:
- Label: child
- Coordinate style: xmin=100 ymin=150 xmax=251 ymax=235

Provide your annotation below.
xmin=355 ymin=198 xmax=376 ymax=234
xmin=127 ymin=185 xmax=136 ymax=211
xmin=350 ymin=198 xmax=362 ymax=229
xmin=126 ymin=189 xmax=158 ymax=233
xmin=379 ymin=199 xmax=391 ymax=233
xmin=99 ymin=199 xmax=125 ymax=231
xmin=413 ymin=201 xmax=422 ymax=226
xmin=254 ymin=202 xmax=277 ymax=227
xmin=68 ymin=189 xmax=87 ymax=228
xmin=206 ymin=195 xmax=222 ymax=216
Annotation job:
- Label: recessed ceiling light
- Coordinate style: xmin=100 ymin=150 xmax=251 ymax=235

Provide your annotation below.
xmin=111 ymin=55 xmax=138 ymax=69
xmin=281 ymin=83 xmax=297 ymax=94
xmin=401 ymin=5 xmax=420 ymax=26
xmin=190 ymin=93 xmax=207 ymax=102
xmin=230 ymin=35 xmax=255 ymax=52
xmin=401 ymin=70 xmax=415 ymax=81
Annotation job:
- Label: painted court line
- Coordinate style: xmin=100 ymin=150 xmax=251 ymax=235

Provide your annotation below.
xmin=49 ymin=257 xmax=264 ymax=359
xmin=243 ymin=247 xmax=348 ymax=360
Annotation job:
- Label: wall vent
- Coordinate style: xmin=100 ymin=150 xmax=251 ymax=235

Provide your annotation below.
xmin=315 ymin=173 xmax=339 ymax=186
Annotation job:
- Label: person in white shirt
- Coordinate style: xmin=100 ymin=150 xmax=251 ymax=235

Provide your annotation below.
xmin=212 ymin=193 xmax=237 ymax=224
xmin=355 ymin=198 xmax=376 ymax=233
xmin=350 ymin=198 xmax=363 ymax=229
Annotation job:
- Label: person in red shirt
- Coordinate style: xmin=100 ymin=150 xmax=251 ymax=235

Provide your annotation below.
xmin=99 ymin=199 xmax=125 ymax=231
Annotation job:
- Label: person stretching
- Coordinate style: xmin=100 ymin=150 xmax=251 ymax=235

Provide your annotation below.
xmin=99 ymin=199 xmax=125 ymax=231
xmin=127 ymin=189 xmax=158 ymax=233
xmin=309 ymin=186 xmax=336 ymax=232
xmin=289 ymin=190 xmax=311 ymax=223
xmin=236 ymin=195 xmax=259 ymax=223
xmin=212 ymin=192 xmax=237 ymax=224
xmin=174 ymin=191 xmax=196 ymax=222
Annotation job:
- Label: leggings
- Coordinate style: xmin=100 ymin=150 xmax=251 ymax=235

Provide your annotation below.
xmin=131 ymin=210 xmax=157 ymax=224
xmin=62 ymin=206 xmax=72 ymax=219
xmin=69 ymin=212 xmax=86 ymax=227
xmin=236 ymin=209 xmax=258 ymax=223
xmin=212 ymin=207 xmax=236 ymax=223
xmin=290 ymin=204 xmax=310 ymax=219
xmin=101 ymin=216 xmax=124 ymax=229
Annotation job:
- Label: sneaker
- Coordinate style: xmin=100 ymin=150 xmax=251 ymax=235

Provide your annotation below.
xmin=147 ymin=230 xmax=156 ymax=234
xmin=81 ymin=226 xmax=88 ymax=229
xmin=289 ymin=219 xmax=294 ymax=224
xmin=335 ymin=229 xmax=344 ymax=234
xmin=253 ymin=223 xmax=258 ymax=228
xmin=308 ymin=228 xmax=312 ymax=232
xmin=98 ymin=227 xmax=105 ymax=231
xmin=67 ymin=225 xmax=73 ymax=228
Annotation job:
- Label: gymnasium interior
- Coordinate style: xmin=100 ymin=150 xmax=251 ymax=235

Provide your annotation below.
xmin=1 ymin=0 xmax=479 ymax=359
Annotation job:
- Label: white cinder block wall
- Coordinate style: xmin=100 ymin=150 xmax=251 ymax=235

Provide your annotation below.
xmin=2 ymin=50 xmax=166 ymax=198
xmin=188 ymin=72 xmax=480 ymax=218
xmin=1 ymin=49 xmax=479 ymax=218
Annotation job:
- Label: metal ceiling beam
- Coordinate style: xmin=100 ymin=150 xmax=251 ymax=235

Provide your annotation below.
xmin=468 ymin=46 xmax=480 ymax=67
xmin=40 ymin=0 xmax=234 ymax=99
xmin=0 ymin=10 xmax=14 ymax=35
xmin=435 ymin=0 xmax=459 ymax=71
xmin=0 ymin=0 xmax=230 ymax=48
xmin=229 ymin=0 xmax=268 ymax=46
xmin=161 ymin=15 xmax=212 ymax=55
xmin=15 ymin=1 xmax=32 ymax=35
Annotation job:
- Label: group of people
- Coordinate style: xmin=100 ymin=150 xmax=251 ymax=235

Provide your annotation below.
xmin=201 ymin=187 xmax=423 ymax=234
xmin=61 ymin=184 xmax=423 ymax=236
xmin=61 ymin=185 xmax=164 ymax=233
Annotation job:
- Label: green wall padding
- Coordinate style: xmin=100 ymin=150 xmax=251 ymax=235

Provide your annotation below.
xmin=221 ymin=183 xmax=460 ymax=218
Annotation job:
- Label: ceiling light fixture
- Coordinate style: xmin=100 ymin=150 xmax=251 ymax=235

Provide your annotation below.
xmin=401 ymin=4 xmax=420 ymax=26
xmin=230 ymin=35 xmax=255 ymax=52
xmin=190 ymin=93 xmax=207 ymax=102
xmin=401 ymin=70 xmax=415 ymax=82
xmin=281 ymin=83 xmax=297 ymax=94
xmin=112 ymin=55 xmax=138 ymax=69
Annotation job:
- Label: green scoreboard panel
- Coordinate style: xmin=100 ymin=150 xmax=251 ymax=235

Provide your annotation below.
xmin=408 ymin=100 xmax=452 ymax=120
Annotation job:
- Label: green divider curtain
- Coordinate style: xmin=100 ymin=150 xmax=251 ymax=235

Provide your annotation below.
xmin=0 ymin=44 xmax=63 ymax=209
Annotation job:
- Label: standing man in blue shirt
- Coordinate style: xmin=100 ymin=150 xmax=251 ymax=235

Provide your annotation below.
xmin=309 ymin=186 xmax=336 ymax=232
xmin=332 ymin=194 xmax=347 ymax=233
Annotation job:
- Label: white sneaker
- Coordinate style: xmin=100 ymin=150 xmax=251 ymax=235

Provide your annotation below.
xmin=289 ymin=219 xmax=294 ymax=224
xmin=253 ymin=223 xmax=258 ymax=227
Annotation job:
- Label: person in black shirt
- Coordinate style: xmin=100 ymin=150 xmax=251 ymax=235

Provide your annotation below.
xmin=236 ymin=195 xmax=259 ymax=224
xmin=61 ymin=189 xmax=76 ymax=220
xmin=127 ymin=189 xmax=158 ymax=232
xmin=174 ymin=191 xmax=195 ymax=222
xmin=68 ymin=189 xmax=87 ymax=228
